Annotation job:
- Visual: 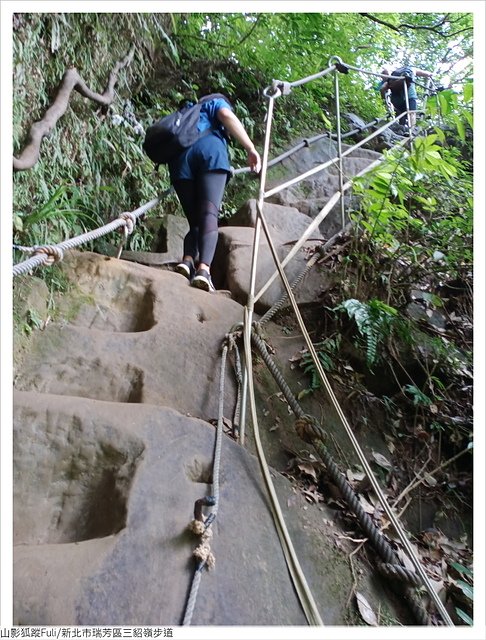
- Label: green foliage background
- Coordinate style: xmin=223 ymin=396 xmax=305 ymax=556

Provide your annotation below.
xmin=12 ymin=11 xmax=473 ymax=251
xmin=9 ymin=12 xmax=476 ymax=624
xmin=11 ymin=11 xmax=474 ymax=442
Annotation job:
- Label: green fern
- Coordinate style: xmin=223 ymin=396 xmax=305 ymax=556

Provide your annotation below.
xmin=298 ymin=335 xmax=341 ymax=396
xmin=336 ymin=298 xmax=398 ymax=369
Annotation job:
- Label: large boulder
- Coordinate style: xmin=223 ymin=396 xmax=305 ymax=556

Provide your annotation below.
xmin=230 ymin=199 xmax=323 ymax=243
xmin=213 ymin=226 xmax=330 ymax=313
xmin=13 ymin=391 xmax=351 ymax=625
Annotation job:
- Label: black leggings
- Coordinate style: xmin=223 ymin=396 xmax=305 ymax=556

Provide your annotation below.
xmin=173 ymin=171 xmax=227 ymax=266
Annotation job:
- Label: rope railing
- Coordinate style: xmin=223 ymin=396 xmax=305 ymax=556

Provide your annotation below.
xmin=12 ymin=193 xmax=169 ymax=277
xmin=232 ymin=115 xmax=389 ymax=177
xmin=240 ymin=56 xmax=454 ymax=627
xmin=182 ymin=335 xmax=231 ymax=625
xmin=273 ymin=62 xmax=337 ymax=92
xmin=263 ymin=111 xmax=407 ymax=200
xmin=11 ymin=53 xmax=449 ymax=627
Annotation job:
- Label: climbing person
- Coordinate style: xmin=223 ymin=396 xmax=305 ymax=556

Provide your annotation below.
xmin=378 ymin=65 xmax=433 ymax=128
xmin=169 ymin=94 xmax=261 ymax=293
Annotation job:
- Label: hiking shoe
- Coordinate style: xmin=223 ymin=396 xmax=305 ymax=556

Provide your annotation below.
xmin=175 ymin=260 xmax=195 ymax=281
xmin=192 ymin=268 xmax=215 ymax=293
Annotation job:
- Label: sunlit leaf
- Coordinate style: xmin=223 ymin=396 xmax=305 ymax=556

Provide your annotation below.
xmin=463 ymin=82 xmax=473 ymax=103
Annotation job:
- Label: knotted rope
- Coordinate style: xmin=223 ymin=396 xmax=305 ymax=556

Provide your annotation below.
xmin=116 ymin=210 xmax=139 ymax=258
xmin=182 ymin=335 xmax=233 ymax=625
xmin=251 ymin=330 xmax=430 ymax=625
xmin=13 ymin=195 xmax=166 ymax=277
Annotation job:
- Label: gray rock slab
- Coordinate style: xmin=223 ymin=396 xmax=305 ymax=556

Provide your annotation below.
xmin=214 ymin=227 xmax=330 ymax=312
xmin=13 ymin=390 xmax=351 ymax=626
xmin=14 ymin=252 xmax=243 ymax=421
xmin=230 ymin=199 xmax=322 ymax=242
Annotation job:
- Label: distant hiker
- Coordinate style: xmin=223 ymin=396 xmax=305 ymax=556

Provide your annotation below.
xmin=166 ymin=94 xmax=261 ymax=293
xmin=378 ymin=65 xmax=433 ymax=127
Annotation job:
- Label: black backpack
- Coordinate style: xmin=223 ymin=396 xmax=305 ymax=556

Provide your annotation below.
xmin=388 ymin=67 xmax=414 ymax=94
xmin=143 ymin=93 xmax=230 ymax=165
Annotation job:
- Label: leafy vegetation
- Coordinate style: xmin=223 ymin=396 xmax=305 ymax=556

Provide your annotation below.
xmin=12 ymin=11 xmax=473 ymax=253
xmin=11 ymin=10 xmax=475 ymax=624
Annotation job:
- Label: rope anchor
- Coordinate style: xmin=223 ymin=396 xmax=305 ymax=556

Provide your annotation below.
xmin=32 ymin=244 xmax=64 ymax=265
xmin=116 ymin=210 xmax=138 ymax=258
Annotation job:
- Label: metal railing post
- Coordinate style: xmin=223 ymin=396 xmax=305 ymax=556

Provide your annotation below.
xmin=239 ymin=84 xmax=280 ymax=446
xmin=403 ymin=80 xmax=412 ymax=134
xmin=329 ymin=57 xmax=345 ymax=230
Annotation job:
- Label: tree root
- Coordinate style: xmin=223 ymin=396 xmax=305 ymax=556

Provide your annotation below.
xmin=13 ymin=45 xmax=135 ymax=171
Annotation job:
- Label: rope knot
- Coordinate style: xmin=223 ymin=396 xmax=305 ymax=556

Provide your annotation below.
xmin=193 ymin=540 xmax=216 ymax=569
xmin=189 ymin=519 xmax=215 ymax=570
xmin=32 ymin=245 xmax=64 ymax=265
xmin=295 ymin=414 xmax=323 ymax=444
xmin=188 ymin=519 xmax=206 ymax=536
xmin=118 ymin=211 xmax=137 ymax=236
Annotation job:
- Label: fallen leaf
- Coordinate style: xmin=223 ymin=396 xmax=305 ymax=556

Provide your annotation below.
xmin=302 ymin=489 xmax=321 ymax=503
xmin=356 ymin=592 xmax=378 ymax=626
xmin=358 ymin=494 xmax=375 ymax=514
xmin=371 ymin=451 xmax=393 ymax=470
xmin=396 ymin=548 xmax=417 ymax=574
xmin=297 ymin=463 xmax=318 ymax=482
xmin=347 ymin=468 xmax=366 ymax=483
xmin=423 ymin=472 xmax=437 ymax=487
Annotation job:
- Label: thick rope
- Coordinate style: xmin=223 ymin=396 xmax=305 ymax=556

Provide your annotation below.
xmin=12 ymin=193 xmax=170 ymax=277
xmin=251 ymin=331 xmax=429 ymax=624
xmin=259 ymin=250 xmax=321 ymax=325
xmin=182 ymin=339 xmax=229 ymax=625
xmin=229 ymin=333 xmax=243 ymax=438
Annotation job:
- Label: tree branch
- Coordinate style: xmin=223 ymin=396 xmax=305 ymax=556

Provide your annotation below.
xmin=360 ymin=12 xmax=472 ymax=38
xmin=237 ymin=15 xmax=262 ymax=46
xmin=13 ymin=46 xmax=135 ymax=172
xmin=359 ymin=13 xmax=400 ymax=33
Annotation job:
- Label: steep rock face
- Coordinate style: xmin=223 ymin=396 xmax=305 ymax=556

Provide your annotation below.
xmin=15 ymin=253 xmax=242 ymax=420
xmin=14 ymin=391 xmax=348 ymax=626
xmin=264 ymin=137 xmax=382 ymax=237
xmin=13 ymin=141 xmax=393 ymax=626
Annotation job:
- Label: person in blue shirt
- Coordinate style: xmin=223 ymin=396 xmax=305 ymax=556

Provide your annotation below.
xmin=169 ymin=94 xmax=261 ymax=293
xmin=378 ymin=66 xmax=433 ymax=127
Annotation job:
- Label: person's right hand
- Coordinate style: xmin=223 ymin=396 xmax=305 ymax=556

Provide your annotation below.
xmin=248 ymin=148 xmax=261 ymax=173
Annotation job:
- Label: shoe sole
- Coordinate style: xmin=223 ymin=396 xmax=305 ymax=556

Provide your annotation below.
xmin=192 ymin=276 xmax=215 ymax=293
xmin=174 ymin=264 xmax=192 ymax=280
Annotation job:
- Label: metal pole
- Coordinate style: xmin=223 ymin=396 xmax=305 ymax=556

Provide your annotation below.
xmin=330 ymin=57 xmax=345 ymax=230
xmin=239 ymin=85 xmax=280 ymax=446
xmin=403 ymin=80 xmax=412 ymax=134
